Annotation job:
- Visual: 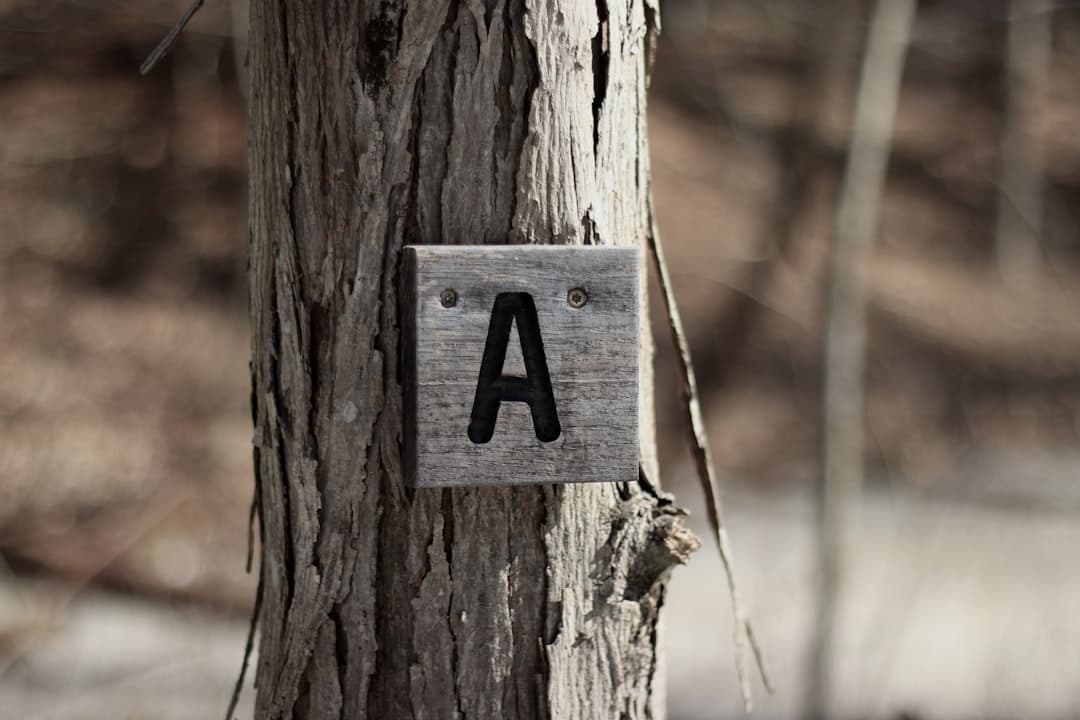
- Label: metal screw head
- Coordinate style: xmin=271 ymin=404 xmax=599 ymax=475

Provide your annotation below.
xmin=440 ymin=288 xmax=458 ymax=308
xmin=567 ymin=287 xmax=588 ymax=309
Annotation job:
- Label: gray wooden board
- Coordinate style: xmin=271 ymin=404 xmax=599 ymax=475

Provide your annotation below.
xmin=402 ymin=245 xmax=640 ymax=487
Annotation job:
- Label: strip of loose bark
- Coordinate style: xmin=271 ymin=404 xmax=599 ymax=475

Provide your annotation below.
xmin=646 ymin=193 xmax=773 ymax=711
xmin=139 ymin=0 xmax=207 ymax=75
xmin=226 ymin=566 xmax=262 ymax=720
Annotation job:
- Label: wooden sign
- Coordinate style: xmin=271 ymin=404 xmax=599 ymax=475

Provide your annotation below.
xmin=402 ymin=245 xmax=639 ymax=488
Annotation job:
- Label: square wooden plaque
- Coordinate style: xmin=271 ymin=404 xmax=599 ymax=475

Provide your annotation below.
xmin=402 ymin=245 xmax=640 ymax=487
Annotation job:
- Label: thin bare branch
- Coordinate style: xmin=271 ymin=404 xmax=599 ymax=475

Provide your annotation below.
xmin=140 ymin=0 xmax=207 ymax=76
xmin=646 ymin=193 xmax=774 ymax=711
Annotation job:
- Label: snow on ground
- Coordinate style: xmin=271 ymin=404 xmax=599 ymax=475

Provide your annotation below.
xmin=3 ymin=472 xmax=1079 ymax=719
xmin=666 ymin=480 xmax=1080 ymax=719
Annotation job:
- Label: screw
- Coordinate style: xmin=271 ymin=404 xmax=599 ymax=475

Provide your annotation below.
xmin=567 ymin=287 xmax=588 ymax=309
xmin=440 ymin=288 xmax=458 ymax=308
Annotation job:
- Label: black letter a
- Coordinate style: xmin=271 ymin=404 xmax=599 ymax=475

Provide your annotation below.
xmin=468 ymin=292 xmax=561 ymax=444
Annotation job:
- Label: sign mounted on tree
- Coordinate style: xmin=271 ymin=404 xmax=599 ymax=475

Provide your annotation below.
xmin=402 ymin=245 xmax=639 ymax=487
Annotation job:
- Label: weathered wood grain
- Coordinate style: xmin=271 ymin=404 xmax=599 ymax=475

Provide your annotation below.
xmin=247 ymin=1 xmax=694 ymax=718
xmin=403 ymin=245 xmax=639 ymax=487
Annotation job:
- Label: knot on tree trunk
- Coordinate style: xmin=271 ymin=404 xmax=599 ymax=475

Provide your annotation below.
xmin=625 ymin=504 xmax=700 ymax=601
xmin=597 ymin=495 xmax=700 ymax=606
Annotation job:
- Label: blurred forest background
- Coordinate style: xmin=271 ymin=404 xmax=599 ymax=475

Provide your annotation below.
xmin=2 ymin=1 xmax=1079 ymax=718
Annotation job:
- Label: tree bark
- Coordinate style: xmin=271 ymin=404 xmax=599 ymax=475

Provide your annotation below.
xmin=247 ymin=2 xmax=693 ymax=719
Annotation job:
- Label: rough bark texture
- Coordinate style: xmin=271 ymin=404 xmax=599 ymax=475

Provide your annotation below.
xmin=248 ymin=1 xmax=693 ymax=718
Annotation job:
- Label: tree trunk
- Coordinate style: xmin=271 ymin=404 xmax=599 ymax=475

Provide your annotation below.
xmin=247 ymin=2 xmax=693 ymax=719
xmin=810 ymin=0 xmax=915 ymax=717
xmin=995 ymin=0 xmax=1051 ymax=288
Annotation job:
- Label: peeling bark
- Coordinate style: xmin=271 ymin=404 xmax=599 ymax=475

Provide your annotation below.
xmin=248 ymin=1 xmax=690 ymax=718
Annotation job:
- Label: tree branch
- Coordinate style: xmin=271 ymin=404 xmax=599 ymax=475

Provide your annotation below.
xmin=140 ymin=0 xmax=207 ymax=75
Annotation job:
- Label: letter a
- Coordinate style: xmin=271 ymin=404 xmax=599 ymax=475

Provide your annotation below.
xmin=468 ymin=292 xmax=561 ymax=444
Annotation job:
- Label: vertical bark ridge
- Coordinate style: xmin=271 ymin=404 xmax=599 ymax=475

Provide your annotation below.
xmin=248 ymin=1 xmax=692 ymax=718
